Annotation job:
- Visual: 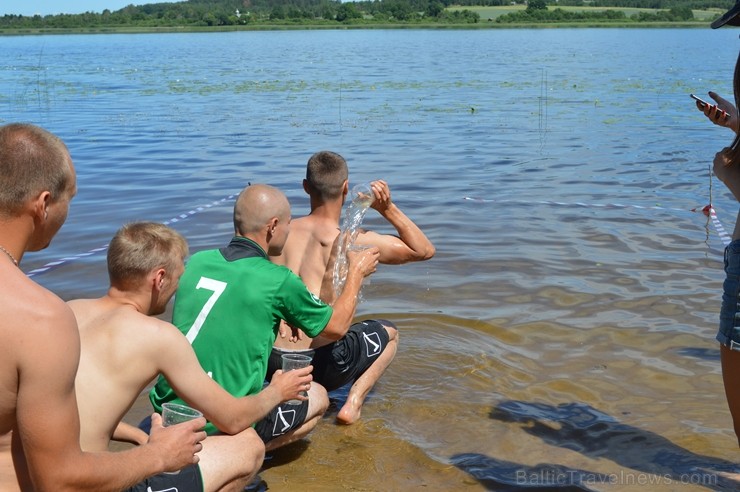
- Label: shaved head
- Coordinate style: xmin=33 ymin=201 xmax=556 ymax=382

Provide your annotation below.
xmin=233 ymin=184 xmax=290 ymax=235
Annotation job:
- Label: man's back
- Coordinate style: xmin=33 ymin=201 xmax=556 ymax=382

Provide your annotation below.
xmin=276 ymin=214 xmax=340 ymax=307
xmin=71 ymin=298 xmax=171 ymax=452
xmin=70 ymin=293 xmax=278 ymax=491
xmin=0 ymin=263 xmax=76 ymax=436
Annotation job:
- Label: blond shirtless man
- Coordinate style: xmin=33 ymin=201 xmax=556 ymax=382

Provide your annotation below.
xmin=0 ymin=123 xmax=205 ymax=491
xmin=69 ymin=221 xmax=314 ymax=491
xmin=267 ymin=151 xmax=435 ymax=424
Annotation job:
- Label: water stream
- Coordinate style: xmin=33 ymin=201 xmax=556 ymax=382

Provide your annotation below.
xmin=332 ymin=183 xmax=374 ymax=298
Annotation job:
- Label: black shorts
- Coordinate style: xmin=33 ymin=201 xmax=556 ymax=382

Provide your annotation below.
xmin=254 ymin=399 xmax=310 ymax=443
xmin=140 ymin=405 xmax=310 ymax=445
xmin=125 ymin=464 xmax=203 ymax=492
xmin=266 ymin=319 xmax=393 ymax=392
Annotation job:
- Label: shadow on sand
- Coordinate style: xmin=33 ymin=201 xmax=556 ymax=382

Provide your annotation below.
xmin=451 ymin=400 xmax=738 ymax=491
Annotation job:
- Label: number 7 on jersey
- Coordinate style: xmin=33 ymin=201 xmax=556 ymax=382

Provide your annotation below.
xmin=185 ymin=277 xmax=227 ymax=344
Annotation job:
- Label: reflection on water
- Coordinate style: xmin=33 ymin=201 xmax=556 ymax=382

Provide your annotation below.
xmin=3 ymin=28 xmax=740 ymax=490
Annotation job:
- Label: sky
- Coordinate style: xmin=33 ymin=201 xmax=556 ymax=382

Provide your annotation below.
xmin=1 ymin=1 xmax=140 ymax=16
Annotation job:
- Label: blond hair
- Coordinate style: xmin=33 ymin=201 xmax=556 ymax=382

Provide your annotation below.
xmin=107 ymin=222 xmax=188 ymax=289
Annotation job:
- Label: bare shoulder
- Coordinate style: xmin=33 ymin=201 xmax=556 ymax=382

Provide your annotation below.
xmin=0 ymin=272 xmax=78 ymax=432
xmin=71 ymin=298 xmax=183 ymax=357
xmin=110 ymin=308 xmax=186 ymax=349
xmin=66 ymin=298 xmax=95 ymax=323
xmin=1 ymin=273 xmax=77 ymax=345
xmin=133 ymin=315 xmax=194 ymax=363
xmin=147 ymin=316 xmax=188 ymax=341
xmin=285 ymin=216 xmax=315 ymax=243
xmin=293 ymin=216 xmax=338 ymax=241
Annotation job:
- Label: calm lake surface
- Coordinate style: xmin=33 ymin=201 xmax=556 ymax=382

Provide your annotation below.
xmin=3 ymin=28 xmax=740 ymax=490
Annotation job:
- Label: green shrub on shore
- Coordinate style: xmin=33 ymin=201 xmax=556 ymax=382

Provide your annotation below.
xmin=0 ymin=0 xmax=728 ymax=31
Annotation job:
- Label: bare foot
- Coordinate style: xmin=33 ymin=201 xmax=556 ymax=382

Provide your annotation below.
xmin=717 ymin=471 xmax=740 ymax=483
xmin=336 ymin=396 xmax=362 ymax=425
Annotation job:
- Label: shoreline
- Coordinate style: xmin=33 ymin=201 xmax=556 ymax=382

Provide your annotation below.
xmin=0 ymin=21 xmax=710 ymax=36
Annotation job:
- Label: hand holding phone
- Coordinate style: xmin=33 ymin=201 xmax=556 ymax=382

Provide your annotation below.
xmin=691 ymin=93 xmax=710 ymax=108
xmin=692 ymin=93 xmax=729 ymax=121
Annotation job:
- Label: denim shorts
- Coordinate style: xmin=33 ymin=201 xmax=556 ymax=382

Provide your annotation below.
xmin=717 ymin=239 xmax=740 ymax=351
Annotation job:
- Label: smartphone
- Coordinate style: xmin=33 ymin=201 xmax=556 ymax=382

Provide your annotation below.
xmin=691 ymin=93 xmax=730 ymax=122
xmin=690 ymin=93 xmax=710 ymax=108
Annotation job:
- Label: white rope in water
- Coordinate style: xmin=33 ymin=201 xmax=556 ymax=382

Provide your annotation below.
xmin=709 ymin=206 xmax=733 ymax=246
xmin=23 ymin=193 xmax=732 ymax=278
xmin=25 ymin=193 xmax=237 ymax=278
xmin=463 ymin=197 xmax=692 ymax=214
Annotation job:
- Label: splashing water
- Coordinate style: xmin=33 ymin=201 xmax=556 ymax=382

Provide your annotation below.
xmin=333 ymin=183 xmax=374 ymax=298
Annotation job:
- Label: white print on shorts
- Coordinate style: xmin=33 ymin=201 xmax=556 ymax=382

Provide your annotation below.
xmin=363 ymin=331 xmax=382 ymax=357
xmin=273 ymin=407 xmax=297 ymax=436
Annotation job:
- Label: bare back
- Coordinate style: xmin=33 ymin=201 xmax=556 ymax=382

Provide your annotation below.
xmin=0 ymin=264 xmax=78 ymax=436
xmin=0 ymin=265 xmax=27 ymax=436
xmin=0 ymin=262 xmax=86 ymax=488
xmin=272 ymin=215 xmax=340 ymax=349
xmin=70 ymin=298 xmax=166 ymax=451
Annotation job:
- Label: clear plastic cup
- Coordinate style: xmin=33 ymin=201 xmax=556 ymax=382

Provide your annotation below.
xmin=281 ymin=353 xmax=312 ymax=405
xmin=162 ymin=402 xmax=203 ymax=427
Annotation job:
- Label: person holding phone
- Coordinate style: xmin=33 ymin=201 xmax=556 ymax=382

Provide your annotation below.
xmin=694 ymin=2 xmax=740 ymax=131
xmin=696 ymin=0 xmax=740 ymax=450
xmin=693 ymin=92 xmax=738 ymax=132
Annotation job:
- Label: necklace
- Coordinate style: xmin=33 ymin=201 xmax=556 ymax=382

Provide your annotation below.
xmin=0 ymin=245 xmax=18 ymax=267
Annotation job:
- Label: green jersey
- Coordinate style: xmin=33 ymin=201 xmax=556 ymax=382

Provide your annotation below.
xmin=149 ymin=236 xmax=332 ymax=435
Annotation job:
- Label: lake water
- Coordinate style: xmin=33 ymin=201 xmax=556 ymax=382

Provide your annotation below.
xmin=3 ymin=27 xmax=740 ymax=490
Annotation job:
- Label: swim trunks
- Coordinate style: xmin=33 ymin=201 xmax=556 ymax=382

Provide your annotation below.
xmin=138 ymin=402 xmax=308 ymax=445
xmin=718 ymin=239 xmax=740 ymax=350
xmin=254 ymin=399 xmax=310 ymax=443
xmin=125 ymin=464 xmax=203 ymax=492
xmin=267 ymin=319 xmax=393 ymax=392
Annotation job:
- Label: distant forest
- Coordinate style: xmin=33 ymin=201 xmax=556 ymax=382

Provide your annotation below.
xmin=0 ymin=0 xmax=734 ymax=29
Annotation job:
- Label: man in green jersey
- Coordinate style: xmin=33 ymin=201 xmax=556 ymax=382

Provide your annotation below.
xmin=150 ymin=184 xmax=379 ymax=449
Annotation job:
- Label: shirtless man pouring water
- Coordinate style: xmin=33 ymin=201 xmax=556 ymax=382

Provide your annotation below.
xmin=267 ymin=151 xmax=435 ymax=424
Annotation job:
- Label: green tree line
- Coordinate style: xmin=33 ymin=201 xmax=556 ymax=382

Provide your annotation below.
xmin=0 ymin=0 xmax=481 ymax=28
xmin=0 ymin=0 xmax=731 ymax=29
